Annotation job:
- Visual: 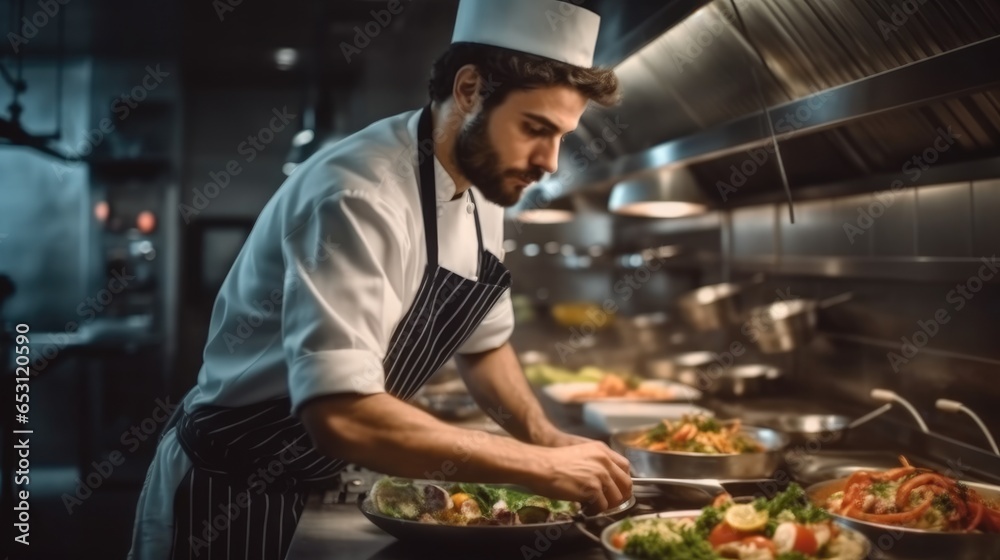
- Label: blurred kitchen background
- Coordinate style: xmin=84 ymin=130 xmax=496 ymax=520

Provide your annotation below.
xmin=2 ymin=0 xmax=1000 ymax=558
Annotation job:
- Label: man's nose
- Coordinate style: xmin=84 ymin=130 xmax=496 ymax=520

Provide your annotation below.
xmin=531 ymin=138 xmax=560 ymax=175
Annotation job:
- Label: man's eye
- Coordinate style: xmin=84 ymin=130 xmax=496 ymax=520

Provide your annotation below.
xmin=524 ymin=123 xmax=547 ymax=136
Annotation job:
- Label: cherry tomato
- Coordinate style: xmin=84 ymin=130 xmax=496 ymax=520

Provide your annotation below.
xmin=611 ymin=532 xmax=627 ymax=549
xmin=708 ymin=522 xmax=747 ymax=548
xmin=773 ymin=522 xmax=819 ymax=555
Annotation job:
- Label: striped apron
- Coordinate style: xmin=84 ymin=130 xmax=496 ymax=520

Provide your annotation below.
xmin=164 ymin=105 xmax=511 ymax=559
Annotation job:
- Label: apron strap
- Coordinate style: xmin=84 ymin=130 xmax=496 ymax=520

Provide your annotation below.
xmin=417 ymin=104 xmax=439 ymax=267
xmin=467 ymin=188 xmax=485 ymax=278
xmin=416 ymin=104 xmax=488 ymax=276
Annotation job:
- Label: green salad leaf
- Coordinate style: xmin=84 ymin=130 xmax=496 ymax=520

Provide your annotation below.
xmin=694 ymin=505 xmax=726 ymax=536
xmin=752 ymin=483 xmax=830 ymax=536
xmin=623 ymin=527 xmax=718 ymax=560
xmin=450 ymin=483 xmax=575 ymax=518
xmin=776 ymin=553 xmax=810 ymax=560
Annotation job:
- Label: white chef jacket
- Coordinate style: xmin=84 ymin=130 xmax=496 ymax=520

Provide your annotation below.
xmin=187 ymin=107 xmax=514 ymax=415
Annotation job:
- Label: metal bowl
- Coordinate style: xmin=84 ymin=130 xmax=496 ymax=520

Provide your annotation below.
xmin=807 ymin=477 xmax=1000 ymax=560
xmin=611 ymin=423 xmax=789 ymax=479
xmin=598 ymin=510 xmax=872 ymax=560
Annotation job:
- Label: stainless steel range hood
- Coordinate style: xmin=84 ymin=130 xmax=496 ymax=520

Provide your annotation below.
xmin=517 ymin=0 xmax=1000 ymax=215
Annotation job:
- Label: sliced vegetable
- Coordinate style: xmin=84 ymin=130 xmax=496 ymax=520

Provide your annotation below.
xmin=725 ymin=503 xmax=769 ymax=532
xmin=773 ymin=522 xmax=818 ymax=555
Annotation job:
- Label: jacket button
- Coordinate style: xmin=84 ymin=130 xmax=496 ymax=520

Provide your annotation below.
xmin=466 ymin=203 xmax=475 ymax=214
xmin=437 ymin=206 xmax=444 ymax=218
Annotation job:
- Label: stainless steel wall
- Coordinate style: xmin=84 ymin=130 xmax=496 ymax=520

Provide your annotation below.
xmin=504 ymin=178 xmax=1000 ymax=448
xmin=723 ymin=180 xmax=1000 ymax=445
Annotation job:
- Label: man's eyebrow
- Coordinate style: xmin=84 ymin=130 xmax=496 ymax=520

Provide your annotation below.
xmin=523 ymin=112 xmax=570 ymax=134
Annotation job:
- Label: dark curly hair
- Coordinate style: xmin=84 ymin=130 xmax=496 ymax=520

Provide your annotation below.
xmin=428 ymin=42 xmax=621 ymax=111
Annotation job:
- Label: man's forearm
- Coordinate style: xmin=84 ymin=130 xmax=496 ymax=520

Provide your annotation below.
xmin=455 ymin=342 xmax=560 ymax=445
xmin=299 ymin=392 xmax=543 ymax=485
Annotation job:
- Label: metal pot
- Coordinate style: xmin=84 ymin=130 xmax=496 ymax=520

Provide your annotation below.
xmin=674 ymin=274 xmax=765 ymax=332
xmin=675 ymin=282 xmax=744 ymax=331
xmin=806 ymin=477 xmax=1000 ymax=560
xmin=610 ymin=424 xmax=789 ymax=479
xmin=747 ymin=292 xmax=853 ymax=353
xmin=614 ymin=312 xmax=670 ymax=355
xmin=676 ymin=363 xmax=782 ymax=397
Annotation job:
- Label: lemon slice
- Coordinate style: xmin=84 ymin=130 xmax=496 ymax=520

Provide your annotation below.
xmin=724 ymin=504 xmax=769 ymax=532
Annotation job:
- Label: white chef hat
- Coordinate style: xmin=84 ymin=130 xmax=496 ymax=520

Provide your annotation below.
xmin=451 ymin=0 xmax=602 ymax=68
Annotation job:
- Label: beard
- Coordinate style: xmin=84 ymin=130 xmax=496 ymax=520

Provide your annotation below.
xmin=454 ymin=109 xmax=544 ymax=207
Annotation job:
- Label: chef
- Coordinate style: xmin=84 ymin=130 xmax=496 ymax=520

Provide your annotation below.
xmin=129 ymin=0 xmax=630 ymax=558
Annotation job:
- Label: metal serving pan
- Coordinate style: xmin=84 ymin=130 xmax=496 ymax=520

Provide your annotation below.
xmin=358 ymin=481 xmax=635 ymax=554
xmin=806 ymin=477 xmax=1000 ymax=560
xmin=595 ymin=509 xmax=872 ymax=560
xmin=611 ymin=423 xmax=788 ymax=479
xmin=758 ymin=413 xmax=853 ymax=445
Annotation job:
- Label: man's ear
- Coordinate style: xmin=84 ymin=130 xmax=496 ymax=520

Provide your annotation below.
xmin=452 ymin=64 xmax=482 ymax=114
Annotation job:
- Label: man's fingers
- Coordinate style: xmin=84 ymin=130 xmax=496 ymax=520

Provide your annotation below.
xmin=609 ymin=460 xmax=633 ymax=502
xmin=600 ymin=445 xmax=632 ymax=474
xmin=581 ymin=479 xmax=609 ymax=515
xmin=599 ymin=471 xmax=625 ymax=510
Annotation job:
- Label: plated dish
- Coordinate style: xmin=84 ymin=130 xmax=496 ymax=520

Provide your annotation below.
xmin=368 ymin=477 xmax=579 ymax=526
xmin=524 ymin=363 xmax=609 ymax=386
xmin=819 ymin=456 xmax=1000 ymax=533
xmin=624 ymin=414 xmax=765 ymax=454
xmin=568 ymin=373 xmax=678 ymax=402
xmin=604 ymin=484 xmax=869 ymax=560
xmin=543 ymin=378 xmax=702 ymax=404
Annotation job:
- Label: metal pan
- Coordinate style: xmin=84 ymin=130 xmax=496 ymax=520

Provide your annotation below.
xmin=611 ymin=423 xmax=789 ymax=479
xmin=595 ymin=509 xmax=872 ymax=560
xmin=758 ymin=413 xmax=853 ymax=445
xmin=358 ymin=481 xmax=636 ymax=553
xmin=643 ymin=351 xmax=716 ymax=381
xmin=747 ymin=292 xmax=853 ymax=353
xmin=806 ymin=477 xmax=1000 ymax=560
xmin=674 ymin=274 xmax=766 ymax=332
xmin=644 ymin=353 xmax=782 ymax=397
xmin=678 ymin=363 xmax=783 ymax=398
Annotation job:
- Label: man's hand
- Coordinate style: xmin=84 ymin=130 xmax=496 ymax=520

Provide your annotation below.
xmin=532 ymin=428 xmax=597 ymax=448
xmin=526 ymin=441 xmax=632 ymax=515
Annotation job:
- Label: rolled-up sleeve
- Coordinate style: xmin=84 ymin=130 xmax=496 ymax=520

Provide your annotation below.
xmin=281 ymin=190 xmax=409 ymax=414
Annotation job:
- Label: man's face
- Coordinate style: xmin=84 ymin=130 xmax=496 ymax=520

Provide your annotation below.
xmin=455 ymin=85 xmax=589 ymax=207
